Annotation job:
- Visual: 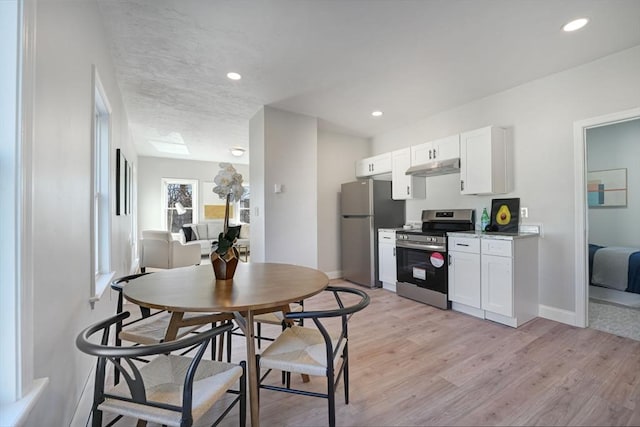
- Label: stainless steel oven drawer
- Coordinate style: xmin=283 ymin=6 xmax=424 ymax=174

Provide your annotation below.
xmin=396 ymin=282 xmax=449 ymax=310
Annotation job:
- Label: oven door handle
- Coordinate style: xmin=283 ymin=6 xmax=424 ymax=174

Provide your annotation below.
xmin=396 ymin=241 xmax=446 ymax=252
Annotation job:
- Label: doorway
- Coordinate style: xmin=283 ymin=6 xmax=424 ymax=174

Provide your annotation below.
xmin=574 ymin=108 xmax=640 ymax=339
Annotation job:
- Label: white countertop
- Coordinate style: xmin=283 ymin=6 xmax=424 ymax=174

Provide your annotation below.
xmin=447 ymin=230 xmax=539 ymax=240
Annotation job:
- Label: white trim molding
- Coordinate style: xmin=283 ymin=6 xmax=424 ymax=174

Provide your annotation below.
xmin=0 ymin=378 xmax=48 ymax=427
xmin=573 ymin=106 xmax=640 ymax=328
xmin=325 ymin=270 xmax=342 ymax=280
xmin=0 ymin=1 xmax=49 ymax=425
xmin=538 ymin=305 xmax=577 ymax=327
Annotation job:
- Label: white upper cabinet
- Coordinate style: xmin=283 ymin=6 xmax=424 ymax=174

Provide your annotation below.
xmin=411 ymin=134 xmax=460 ymax=165
xmin=460 ymin=126 xmax=510 ymax=195
xmin=391 ymin=148 xmax=425 ymax=200
xmin=355 ymin=152 xmax=392 ymax=178
xmin=432 ymin=134 xmax=460 ymax=162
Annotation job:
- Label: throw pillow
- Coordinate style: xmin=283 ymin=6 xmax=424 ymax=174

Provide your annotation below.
xmin=182 ymin=226 xmax=194 ymax=242
xmin=190 ymin=225 xmax=201 ymax=240
xmin=195 ymin=224 xmax=208 ymax=241
xmin=208 ymin=221 xmax=223 ymax=240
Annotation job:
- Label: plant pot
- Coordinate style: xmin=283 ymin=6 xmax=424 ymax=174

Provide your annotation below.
xmin=210 ymin=247 xmax=240 ymax=281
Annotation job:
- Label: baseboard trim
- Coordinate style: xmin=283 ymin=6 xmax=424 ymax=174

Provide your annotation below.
xmin=325 ymin=270 xmax=342 ymax=280
xmin=538 ymin=304 xmax=578 ymax=327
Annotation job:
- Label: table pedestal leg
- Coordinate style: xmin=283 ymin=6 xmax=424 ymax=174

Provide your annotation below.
xmin=235 ymin=311 xmax=259 ymax=427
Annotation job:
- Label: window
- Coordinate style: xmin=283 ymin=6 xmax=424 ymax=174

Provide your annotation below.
xmin=239 ymin=185 xmax=250 ymax=224
xmin=162 ymin=178 xmax=198 ymax=233
xmin=0 ymin=1 xmax=48 ymax=423
xmin=90 ymin=66 xmax=113 ymax=303
xmin=1 ymin=0 xmax=21 ymax=406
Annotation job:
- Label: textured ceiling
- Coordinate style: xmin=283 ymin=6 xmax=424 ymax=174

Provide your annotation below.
xmin=97 ymin=0 xmax=640 ymax=164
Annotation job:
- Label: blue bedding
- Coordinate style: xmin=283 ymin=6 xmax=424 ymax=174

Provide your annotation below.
xmin=589 ymin=244 xmax=640 ymax=294
xmin=629 ymin=252 xmax=640 ymax=293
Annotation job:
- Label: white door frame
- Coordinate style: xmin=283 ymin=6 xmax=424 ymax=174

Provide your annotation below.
xmin=573 ymin=106 xmax=640 ymax=327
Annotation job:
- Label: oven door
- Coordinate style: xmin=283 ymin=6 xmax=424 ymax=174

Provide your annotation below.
xmin=396 ymin=244 xmax=448 ymax=294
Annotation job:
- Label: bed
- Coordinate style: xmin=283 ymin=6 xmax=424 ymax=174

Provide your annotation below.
xmin=589 ymin=244 xmax=640 ymax=294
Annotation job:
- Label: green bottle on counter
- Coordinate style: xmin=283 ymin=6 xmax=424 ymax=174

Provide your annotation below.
xmin=481 ymin=208 xmax=490 ymax=232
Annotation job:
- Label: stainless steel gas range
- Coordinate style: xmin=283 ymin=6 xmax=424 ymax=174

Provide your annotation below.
xmin=396 ymin=209 xmax=475 ymax=309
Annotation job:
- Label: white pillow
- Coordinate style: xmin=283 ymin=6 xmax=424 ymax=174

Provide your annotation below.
xmin=207 ymin=222 xmax=223 ymax=240
xmin=199 ymin=224 xmax=210 ymax=240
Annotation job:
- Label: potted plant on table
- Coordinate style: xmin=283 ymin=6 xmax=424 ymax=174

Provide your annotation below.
xmin=210 ymin=162 xmax=245 ymax=281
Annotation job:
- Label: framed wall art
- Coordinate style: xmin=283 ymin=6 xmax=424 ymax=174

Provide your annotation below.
xmin=126 ymin=160 xmax=132 ymax=215
xmin=587 ymin=168 xmax=627 ymax=208
xmin=488 ymin=197 xmax=520 ymax=233
xmin=202 ymin=181 xmax=230 ymax=220
xmin=115 ymin=148 xmax=126 ymax=215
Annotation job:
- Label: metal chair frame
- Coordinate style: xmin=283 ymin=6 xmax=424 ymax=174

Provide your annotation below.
xmin=76 ymin=312 xmax=246 ymax=427
xmin=256 ymin=286 xmax=370 ymax=427
xmin=111 ymin=274 xmax=230 ymax=384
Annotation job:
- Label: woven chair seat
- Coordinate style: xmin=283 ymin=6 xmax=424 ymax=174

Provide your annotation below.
xmin=259 ymin=325 xmax=345 ymax=377
xmin=118 ymin=312 xmax=218 ymax=345
xmin=253 ymin=303 xmax=303 ymax=325
xmin=100 ymin=355 xmax=243 ymax=427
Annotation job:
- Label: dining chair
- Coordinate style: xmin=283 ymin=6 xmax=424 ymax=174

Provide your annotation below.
xmin=227 ymin=301 xmax=304 ymax=356
xmin=76 ymin=312 xmax=246 ymax=427
xmin=110 ymin=274 xmax=233 ymax=384
xmin=256 ymin=286 xmax=370 ymax=427
xmin=253 ymin=300 xmax=304 ymax=349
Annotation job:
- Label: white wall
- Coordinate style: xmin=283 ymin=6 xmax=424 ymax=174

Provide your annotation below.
xmin=587 ymin=118 xmax=640 ymax=247
xmin=250 ymin=106 xmax=319 ymax=268
xmin=317 ymin=130 xmax=370 ymax=276
xmin=137 ymin=156 xmax=250 ymax=234
xmin=26 ymin=1 xmax=135 ymax=425
xmin=249 ymin=109 xmax=266 ymax=261
xmin=372 ymin=45 xmax=640 ymax=314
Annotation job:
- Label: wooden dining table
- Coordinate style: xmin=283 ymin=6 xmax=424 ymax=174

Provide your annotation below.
xmin=123 ymin=262 xmax=329 ymax=427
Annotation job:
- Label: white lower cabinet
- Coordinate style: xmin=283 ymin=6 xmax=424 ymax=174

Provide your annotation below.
xmin=481 ymin=254 xmax=513 ymax=317
xmin=448 ymin=237 xmax=481 ymax=312
xmin=378 ymin=230 xmax=397 ymax=292
xmin=448 ymin=234 xmax=538 ymax=328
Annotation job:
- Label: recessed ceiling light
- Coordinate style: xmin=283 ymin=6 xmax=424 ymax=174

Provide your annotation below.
xmin=230 ymin=147 xmax=246 ymax=157
xmin=563 ymin=18 xmax=589 ymax=32
xmin=371 ymin=111 xmax=383 ymax=117
xmin=227 ymin=72 xmax=242 ymax=80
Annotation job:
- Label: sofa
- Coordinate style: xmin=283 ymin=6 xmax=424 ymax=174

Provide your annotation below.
xmin=139 ymin=230 xmax=201 ymax=272
xmin=181 ymin=221 xmax=250 ymax=256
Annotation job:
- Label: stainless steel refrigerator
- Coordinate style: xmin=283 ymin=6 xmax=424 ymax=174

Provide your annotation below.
xmin=340 ymin=180 xmax=405 ymax=288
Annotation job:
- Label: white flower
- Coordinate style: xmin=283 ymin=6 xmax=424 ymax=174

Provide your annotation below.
xmin=213 ymin=163 xmax=245 ymax=202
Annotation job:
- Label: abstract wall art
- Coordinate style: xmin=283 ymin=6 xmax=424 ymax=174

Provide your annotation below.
xmin=587 ymin=168 xmax=627 ymax=208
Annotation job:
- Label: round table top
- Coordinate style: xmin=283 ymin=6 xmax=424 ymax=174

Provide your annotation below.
xmin=123 ymin=263 xmax=329 ymax=313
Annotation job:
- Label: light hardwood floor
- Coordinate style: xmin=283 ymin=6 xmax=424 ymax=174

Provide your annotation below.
xmin=109 ymin=280 xmax=640 ymax=426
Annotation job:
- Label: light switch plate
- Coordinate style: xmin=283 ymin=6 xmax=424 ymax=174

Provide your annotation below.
xmin=520 ymin=207 xmax=529 ymax=218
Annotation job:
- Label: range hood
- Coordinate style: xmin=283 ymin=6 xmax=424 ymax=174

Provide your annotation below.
xmin=405 ymin=158 xmax=460 ymax=177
